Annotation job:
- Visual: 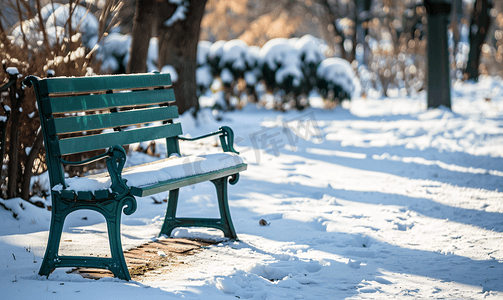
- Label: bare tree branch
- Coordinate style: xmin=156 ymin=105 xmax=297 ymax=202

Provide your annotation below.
xmin=35 ymin=0 xmax=51 ymax=52
xmin=21 ymin=128 xmax=43 ymax=200
xmin=15 ymin=0 xmax=29 ymax=49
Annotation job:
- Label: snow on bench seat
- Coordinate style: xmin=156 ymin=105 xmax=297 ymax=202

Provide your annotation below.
xmin=54 ymin=153 xmax=245 ymax=195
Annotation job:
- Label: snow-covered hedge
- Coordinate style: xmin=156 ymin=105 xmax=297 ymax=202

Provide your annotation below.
xmin=2 ymin=4 xmax=98 ymax=200
xmin=10 ymin=3 xmax=101 ymax=50
xmin=153 ymin=36 xmax=357 ymax=111
xmin=316 ymin=58 xmax=357 ymax=101
xmin=100 ymin=34 xmax=356 ymax=107
xmin=296 ymin=35 xmax=326 ymax=93
xmin=259 ymin=38 xmax=303 ymax=95
xmin=197 ymin=35 xmax=356 ymax=109
xmin=46 ymin=4 xmax=99 ymax=48
xmin=8 ymin=5 xmax=358 ymax=108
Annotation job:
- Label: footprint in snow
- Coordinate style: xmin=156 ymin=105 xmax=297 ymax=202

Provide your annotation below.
xmin=393 ymin=220 xmax=415 ymax=231
xmin=347 ymin=259 xmax=362 ymax=269
xmin=287 ymin=173 xmax=312 ymax=179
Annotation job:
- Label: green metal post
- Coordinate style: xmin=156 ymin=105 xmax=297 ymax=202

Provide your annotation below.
xmin=159 ymin=188 xmax=180 ymax=237
xmin=425 ymin=0 xmax=452 ymax=109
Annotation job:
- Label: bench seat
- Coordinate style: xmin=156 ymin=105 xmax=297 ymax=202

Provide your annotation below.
xmin=57 ymin=153 xmax=247 ymax=197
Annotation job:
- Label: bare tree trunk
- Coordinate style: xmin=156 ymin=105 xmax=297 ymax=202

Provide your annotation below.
xmin=363 ymin=0 xmax=372 ymax=66
xmin=15 ymin=0 xmax=29 ymax=49
xmin=0 ymin=15 xmax=4 ymax=33
xmin=316 ymin=0 xmax=346 ymax=60
xmin=450 ymin=0 xmax=462 ymax=50
xmin=156 ymin=0 xmax=207 ymax=115
xmin=349 ymin=2 xmax=357 ymax=63
xmin=68 ymin=0 xmax=75 ymax=38
xmin=425 ymin=0 xmax=452 ymax=108
xmin=465 ymin=0 xmax=493 ymax=80
xmin=34 ymin=0 xmax=51 ymax=51
xmin=355 ymin=0 xmax=372 ymax=65
xmin=127 ymin=0 xmax=156 ymax=73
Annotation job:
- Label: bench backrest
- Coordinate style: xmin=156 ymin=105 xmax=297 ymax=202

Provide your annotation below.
xmin=25 ymin=73 xmax=181 ymax=188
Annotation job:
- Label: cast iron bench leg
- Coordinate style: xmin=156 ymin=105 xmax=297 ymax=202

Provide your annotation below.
xmin=104 ymin=195 xmax=136 ymax=281
xmin=39 ymin=194 xmax=135 ymax=281
xmin=39 ymin=194 xmax=65 ymax=277
xmin=159 ymin=176 xmax=238 ymax=240
xmin=211 ymin=176 xmax=238 ymax=240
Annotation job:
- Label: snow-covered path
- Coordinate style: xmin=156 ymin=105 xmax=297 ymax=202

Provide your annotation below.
xmin=1 ymin=79 xmax=503 ymax=299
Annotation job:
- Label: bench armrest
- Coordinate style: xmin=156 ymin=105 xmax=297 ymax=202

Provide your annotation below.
xmin=58 ymin=145 xmax=129 ymax=199
xmin=178 ymin=126 xmax=239 ymax=154
xmin=60 ymin=150 xmax=113 ymax=166
xmin=105 ymin=145 xmax=129 ymax=199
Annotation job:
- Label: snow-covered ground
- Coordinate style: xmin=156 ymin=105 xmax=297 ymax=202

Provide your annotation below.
xmin=1 ymin=77 xmax=503 ymax=299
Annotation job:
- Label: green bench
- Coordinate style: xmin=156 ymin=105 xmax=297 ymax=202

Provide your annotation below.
xmin=23 ymin=72 xmax=247 ymax=281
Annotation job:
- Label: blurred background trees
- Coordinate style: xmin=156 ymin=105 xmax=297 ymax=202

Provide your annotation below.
xmin=1 ymin=0 xmax=503 ymax=199
xmin=2 ymin=0 xmax=498 ymax=103
xmin=464 ymin=0 xmax=493 ymax=80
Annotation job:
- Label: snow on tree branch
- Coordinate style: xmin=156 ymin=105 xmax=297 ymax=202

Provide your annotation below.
xmin=163 ymin=0 xmax=189 ymax=27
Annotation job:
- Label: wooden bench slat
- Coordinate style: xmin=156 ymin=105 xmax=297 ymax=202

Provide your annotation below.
xmin=129 ymin=164 xmax=248 ymax=197
xmin=49 ymin=106 xmax=179 ymax=134
xmin=40 ymin=73 xmax=172 ymax=95
xmin=52 ymin=123 xmax=182 ymax=156
xmin=47 ymin=89 xmax=176 ymax=114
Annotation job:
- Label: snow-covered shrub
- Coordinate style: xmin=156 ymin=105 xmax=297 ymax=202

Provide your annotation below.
xmin=316 ymin=57 xmax=357 ymax=102
xmin=259 ymin=38 xmax=288 ymax=90
xmin=243 ymin=46 xmax=261 ymax=85
xmin=243 ymin=46 xmax=262 ymax=103
xmin=196 ymin=41 xmax=213 ymax=96
xmin=0 ymin=2 xmax=126 ymax=201
xmin=194 ymin=35 xmax=361 ymax=110
xmin=9 ymin=20 xmax=65 ymax=50
xmin=207 ymin=40 xmax=227 ymax=77
xmin=39 ymin=3 xmax=62 ymax=21
xmin=45 ymin=4 xmax=99 ymax=49
xmin=219 ymin=41 xmax=263 ymax=105
xmin=220 ymin=68 xmax=234 ymax=88
xmin=219 ymin=40 xmax=249 ymax=81
xmin=198 ymin=41 xmax=212 ymax=67
xmin=295 ymin=35 xmax=325 ymax=94
xmin=204 ymin=40 xmax=263 ymax=109
xmin=196 ymin=65 xmax=213 ymax=96
xmin=2 ymin=23 xmax=96 ymax=201
xmin=20 ymin=3 xmax=134 ymax=75
xmin=119 ymin=37 xmax=158 ymax=74
xmin=258 ymin=38 xmax=308 ymax=110
xmin=95 ymin=33 xmax=131 ymax=73
xmin=259 ymin=38 xmax=304 ymax=95
xmin=8 ymin=4 xmax=65 ymax=49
